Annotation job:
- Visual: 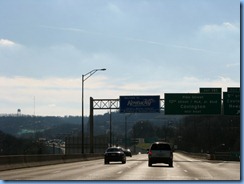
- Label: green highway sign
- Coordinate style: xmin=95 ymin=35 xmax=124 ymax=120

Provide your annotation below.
xmin=227 ymin=87 xmax=240 ymax=93
xmin=165 ymin=93 xmax=221 ymax=115
xmin=223 ymin=91 xmax=240 ymax=115
xmin=200 ymin=87 xmax=222 ymax=94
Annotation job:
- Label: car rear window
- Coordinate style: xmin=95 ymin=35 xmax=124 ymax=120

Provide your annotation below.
xmin=151 ymin=143 xmax=171 ymax=150
xmin=107 ymin=148 xmax=120 ymax=152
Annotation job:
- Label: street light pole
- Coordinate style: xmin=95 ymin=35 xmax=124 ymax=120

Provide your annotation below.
xmin=81 ymin=68 xmax=106 ymax=153
xmin=81 ymin=75 xmax=84 ymax=153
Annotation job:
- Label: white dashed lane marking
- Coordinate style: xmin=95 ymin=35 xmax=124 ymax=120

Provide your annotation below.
xmin=117 ymin=171 xmax=123 ymax=174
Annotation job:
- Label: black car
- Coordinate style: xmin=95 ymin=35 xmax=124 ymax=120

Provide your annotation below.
xmin=117 ymin=147 xmax=132 ymax=157
xmin=123 ymin=148 xmax=132 ymax=157
xmin=104 ymin=147 xmax=126 ymax=164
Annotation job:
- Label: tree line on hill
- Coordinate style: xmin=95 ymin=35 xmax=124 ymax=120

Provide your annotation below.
xmin=0 ymin=130 xmax=48 ymax=155
xmin=0 ymin=113 xmax=240 ymax=155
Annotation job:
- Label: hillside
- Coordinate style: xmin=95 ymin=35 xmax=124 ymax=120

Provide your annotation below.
xmin=0 ymin=113 xmax=240 ymax=154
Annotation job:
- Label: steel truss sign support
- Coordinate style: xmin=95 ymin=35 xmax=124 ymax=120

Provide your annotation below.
xmin=93 ymin=99 xmax=120 ymax=110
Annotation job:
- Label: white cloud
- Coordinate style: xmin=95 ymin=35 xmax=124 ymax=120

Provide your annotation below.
xmin=48 ymin=104 xmax=56 ymax=107
xmin=0 ymin=76 xmax=108 ymax=116
xmin=0 ymin=39 xmax=16 ymax=47
xmin=201 ymin=22 xmax=239 ymax=33
xmin=107 ymin=3 xmax=123 ymax=15
xmin=195 ymin=21 xmax=240 ymax=54
xmin=222 ymin=22 xmax=239 ymax=30
xmin=226 ymin=62 xmax=240 ymax=68
xmin=0 ymin=74 xmax=240 ymax=116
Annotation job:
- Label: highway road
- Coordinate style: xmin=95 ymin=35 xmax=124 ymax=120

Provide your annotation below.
xmin=0 ymin=152 xmax=240 ymax=180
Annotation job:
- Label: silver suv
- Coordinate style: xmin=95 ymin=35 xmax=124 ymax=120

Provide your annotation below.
xmin=148 ymin=142 xmax=173 ymax=167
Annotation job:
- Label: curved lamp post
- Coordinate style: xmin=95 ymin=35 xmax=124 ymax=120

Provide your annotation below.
xmin=81 ymin=68 xmax=106 ymax=153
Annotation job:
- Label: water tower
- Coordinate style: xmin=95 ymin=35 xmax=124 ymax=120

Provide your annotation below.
xmin=17 ymin=109 xmax=21 ymax=116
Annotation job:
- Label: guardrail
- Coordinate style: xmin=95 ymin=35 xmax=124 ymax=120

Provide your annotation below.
xmin=0 ymin=154 xmax=103 ymax=171
xmin=212 ymin=152 xmax=240 ymax=161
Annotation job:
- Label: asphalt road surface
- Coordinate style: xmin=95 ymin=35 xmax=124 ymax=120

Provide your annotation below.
xmin=0 ymin=152 xmax=240 ymax=180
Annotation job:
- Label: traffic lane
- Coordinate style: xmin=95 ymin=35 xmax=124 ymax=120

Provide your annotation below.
xmin=117 ymin=156 xmax=175 ymax=180
xmin=176 ymin=153 xmax=240 ymax=180
xmin=0 ymin=159 xmax=125 ymax=180
xmin=0 ymin=155 xmax=146 ymax=180
xmin=117 ymin=153 xmax=202 ymax=180
xmin=0 ymin=153 xmax=240 ymax=180
xmin=0 ymin=159 xmax=104 ymax=180
xmin=206 ymin=161 xmax=240 ymax=180
xmin=173 ymin=153 xmax=240 ymax=180
xmin=75 ymin=157 xmax=146 ymax=180
xmin=117 ymin=153 xmax=240 ymax=180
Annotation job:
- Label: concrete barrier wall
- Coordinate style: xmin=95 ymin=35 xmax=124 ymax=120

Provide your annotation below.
xmin=176 ymin=151 xmax=211 ymax=160
xmin=176 ymin=151 xmax=240 ymax=161
xmin=0 ymin=154 xmax=103 ymax=171
xmin=212 ymin=152 xmax=240 ymax=161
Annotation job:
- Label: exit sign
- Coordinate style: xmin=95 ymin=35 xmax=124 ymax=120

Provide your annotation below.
xmin=227 ymin=87 xmax=240 ymax=93
xmin=200 ymin=88 xmax=222 ymax=94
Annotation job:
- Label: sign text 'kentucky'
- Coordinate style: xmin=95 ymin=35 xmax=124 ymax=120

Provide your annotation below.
xmin=120 ymin=96 xmax=160 ymax=113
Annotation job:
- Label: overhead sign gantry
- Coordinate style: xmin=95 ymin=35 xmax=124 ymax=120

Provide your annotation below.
xmin=88 ymin=87 xmax=240 ymax=153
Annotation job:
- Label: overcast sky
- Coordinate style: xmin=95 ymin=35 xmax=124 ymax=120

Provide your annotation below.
xmin=0 ymin=0 xmax=240 ymax=116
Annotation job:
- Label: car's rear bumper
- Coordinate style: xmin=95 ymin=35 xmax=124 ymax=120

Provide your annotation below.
xmin=105 ymin=156 xmax=125 ymax=162
xmin=149 ymin=157 xmax=172 ymax=164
